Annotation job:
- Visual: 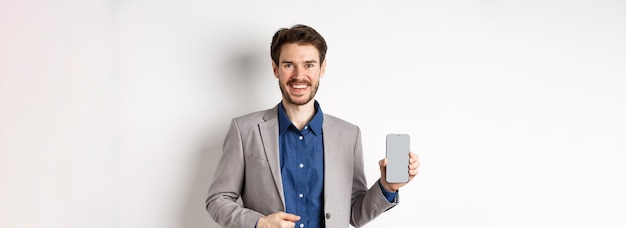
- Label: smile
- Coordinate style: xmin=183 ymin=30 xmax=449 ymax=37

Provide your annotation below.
xmin=291 ymin=84 xmax=308 ymax=89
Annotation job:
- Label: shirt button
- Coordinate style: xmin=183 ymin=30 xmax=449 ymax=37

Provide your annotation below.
xmin=299 ymin=163 xmax=304 ymax=168
xmin=298 ymin=135 xmax=303 ymax=140
xmin=326 ymin=213 xmax=331 ymax=219
xmin=300 ymin=224 xmax=304 ymax=228
xmin=304 ymin=126 xmax=308 ymax=129
xmin=299 ymin=193 xmax=304 ymax=198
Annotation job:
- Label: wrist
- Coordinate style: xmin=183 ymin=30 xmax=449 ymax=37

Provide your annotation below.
xmin=379 ymin=179 xmax=398 ymax=192
xmin=256 ymin=216 xmax=265 ymax=228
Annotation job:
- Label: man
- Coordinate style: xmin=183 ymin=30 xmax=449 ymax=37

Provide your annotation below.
xmin=205 ymin=24 xmax=420 ymax=228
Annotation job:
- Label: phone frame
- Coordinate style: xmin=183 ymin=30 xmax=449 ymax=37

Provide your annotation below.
xmin=386 ymin=133 xmax=410 ymax=183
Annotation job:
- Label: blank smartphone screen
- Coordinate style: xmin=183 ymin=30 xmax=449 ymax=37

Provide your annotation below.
xmin=386 ymin=134 xmax=410 ymax=183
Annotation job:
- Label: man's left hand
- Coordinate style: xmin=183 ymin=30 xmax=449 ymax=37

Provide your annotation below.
xmin=379 ymin=151 xmax=420 ymax=192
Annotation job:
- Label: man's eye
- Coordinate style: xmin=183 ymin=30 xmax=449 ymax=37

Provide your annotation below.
xmin=284 ymin=64 xmax=292 ymax=68
xmin=306 ymin=64 xmax=314 ymax=68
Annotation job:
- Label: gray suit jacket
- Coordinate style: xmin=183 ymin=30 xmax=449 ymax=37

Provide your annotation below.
xmin=206 ymin=105 xmax=398 ymax=227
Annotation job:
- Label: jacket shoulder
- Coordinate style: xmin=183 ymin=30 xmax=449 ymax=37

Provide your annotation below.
xmin=234 ymin=109 xmax=267 ymax=121
xmin=231 ymin=106 xmax=277 ymax=126
xmin=323 ymin=113 xmax=359 ymax=131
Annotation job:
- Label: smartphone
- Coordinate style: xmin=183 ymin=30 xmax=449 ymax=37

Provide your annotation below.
xmin=386 ymin=134 xmax=410 ymax=183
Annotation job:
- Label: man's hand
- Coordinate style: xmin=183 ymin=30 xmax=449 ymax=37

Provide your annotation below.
xmin=379 ymin=151 xmax=420 ymax=192
xmin=257 ymin=212 xmax=301 ymax=228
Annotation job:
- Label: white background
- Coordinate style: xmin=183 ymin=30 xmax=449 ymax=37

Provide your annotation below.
xmin=1 ymin=0 xmax=625 ymax=227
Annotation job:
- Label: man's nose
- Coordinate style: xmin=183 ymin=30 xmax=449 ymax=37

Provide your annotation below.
xmin=292 ymin=65 xmax=303 ymax=77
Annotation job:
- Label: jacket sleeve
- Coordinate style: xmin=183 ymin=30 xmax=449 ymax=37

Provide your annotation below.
xmin=205 ymin=118 xmax=264 ymax=228
xmin=349 ymin=127 xmax=399 ymax=227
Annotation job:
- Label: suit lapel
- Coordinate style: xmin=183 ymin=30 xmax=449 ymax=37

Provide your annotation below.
xmin=259 ymin=106 xmax=286 ymax=208
xmin=322 ymin=116 xmax=341 ymax=200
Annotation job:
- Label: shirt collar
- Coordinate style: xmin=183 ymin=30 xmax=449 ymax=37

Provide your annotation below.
xmin=278 ymin=100 xmax=324 ymax=135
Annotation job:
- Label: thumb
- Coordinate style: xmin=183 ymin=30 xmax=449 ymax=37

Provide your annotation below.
xmin=281 ymin=212 xmax=301 ymax=222
xmin=379 ymin=158 xmax=388 ymax=176
xmin=379 ymin=158 xmax=387 ymax=168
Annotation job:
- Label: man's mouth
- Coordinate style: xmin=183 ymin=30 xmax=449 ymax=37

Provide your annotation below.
xmin=290 ymin=84 xmax=309 ymax=89
xmin=288 ymin=80 xmax=310 ymax=90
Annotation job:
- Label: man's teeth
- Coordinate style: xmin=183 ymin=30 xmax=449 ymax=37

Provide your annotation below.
xmin=292 ymin=84 xmax=307 ymax=89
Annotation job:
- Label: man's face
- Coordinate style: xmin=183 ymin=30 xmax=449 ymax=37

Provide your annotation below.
xmin=273 ymin=43 xmax=326 ymax=106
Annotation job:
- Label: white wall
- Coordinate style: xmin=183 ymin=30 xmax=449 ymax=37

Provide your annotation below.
xmin=1 ymin=0 xmax=625 ymax=227
xmin=0 ymin=0 xmax=117 ymax=227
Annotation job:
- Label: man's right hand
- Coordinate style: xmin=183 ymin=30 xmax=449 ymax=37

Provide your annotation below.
xmin=256 ymin=212 xmax=301 ymax=228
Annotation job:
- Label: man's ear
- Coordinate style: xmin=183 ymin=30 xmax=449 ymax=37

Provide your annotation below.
xmin=320 ymin=60 xmax=327 ymax=78
xmin=272 ymin=61 xmax=279 ymax=78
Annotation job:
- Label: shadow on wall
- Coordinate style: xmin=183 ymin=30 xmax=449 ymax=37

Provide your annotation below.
xmin=180 ymin=28 xmax=268 ymax=228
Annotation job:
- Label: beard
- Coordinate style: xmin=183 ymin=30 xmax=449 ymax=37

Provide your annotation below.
xmin=279 ymin=79 xmax=320 ymax=106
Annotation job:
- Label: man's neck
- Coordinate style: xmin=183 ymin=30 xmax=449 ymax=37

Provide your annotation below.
xmin=282 ymin=100 xmax=316 ymax=130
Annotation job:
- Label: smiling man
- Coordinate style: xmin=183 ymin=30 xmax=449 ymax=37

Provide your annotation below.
xmin=205 ymin=24 xmax=420 ymax=228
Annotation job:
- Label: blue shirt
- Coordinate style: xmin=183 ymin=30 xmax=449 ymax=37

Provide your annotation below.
xmin=278 ymin=101 xmax=325 ymax=228
xmin=276 ymin=101 xmax=397 ymax=228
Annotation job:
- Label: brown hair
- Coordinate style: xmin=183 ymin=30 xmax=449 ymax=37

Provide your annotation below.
xmin=270 ymin=24 xmax=328 ymax=66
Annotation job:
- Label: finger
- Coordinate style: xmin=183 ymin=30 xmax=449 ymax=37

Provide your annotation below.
xmin=409 ymin=158 xmax=420 ymax=167
xmin=409 ymin=161 xmax=421 ymax=169
xmin=409 ymin=152 xmax=419 ymax=161
xmin=379 ymin=158 xmax=387 ymax=168
xmin=282 ymin=221 xmax=296 ymax=228
xmin=408 ymin=154 xmax=415 ymax=163
xmin=280 ymin=213 xmax=301 ymax=222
